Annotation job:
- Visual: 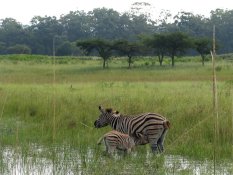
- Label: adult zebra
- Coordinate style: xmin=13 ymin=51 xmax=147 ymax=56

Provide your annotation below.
xmin=94 ymin=106 xmax=170 ymax=153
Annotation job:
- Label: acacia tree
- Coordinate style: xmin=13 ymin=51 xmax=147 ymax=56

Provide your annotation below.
xmin=76 ymin=39 xmax=113 ymax=68
xmin=165 ymin=32 xmax=193 ymax=66
xmin=194 ymin=37 xmax=212 ymax=66
xmin=143 ymin=33 xmax=167 ymax=66
xmin=113 ymin=40 xmax=141 ymax=68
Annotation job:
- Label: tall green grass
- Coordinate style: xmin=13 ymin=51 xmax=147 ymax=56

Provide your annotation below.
xmin=0 ymin=55 xmax=232 ymax=84
xmin=0 ymin=81 xmax=232 ymax=159
xmin=0 ymin=55 xmax=232 ymax=174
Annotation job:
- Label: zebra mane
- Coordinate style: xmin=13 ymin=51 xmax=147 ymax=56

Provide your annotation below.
xmin=118 ymin=113 xmax=138 ymax=118
xmin=106 ymin=108 xmax=120 ymax=115
xmin=106 ymin=108 xmax=113 ymax=113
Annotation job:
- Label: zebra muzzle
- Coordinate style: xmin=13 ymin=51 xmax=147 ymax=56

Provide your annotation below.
xmin=94 ymin=120 xmax=100 ymax=128
xmin=94 ymin=121 xmax=97 ymax=127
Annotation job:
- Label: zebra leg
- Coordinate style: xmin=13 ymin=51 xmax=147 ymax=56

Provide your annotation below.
xmin=127 ymin=148 xmax=132 ymax=154
xmin=108 ymin=146 xmax=116 ymax=154
xmin=148 ymin=129 xmax=164 ymax=153
xmin=149 ymin=135 xmax=163 ymax=153
xmin=104 ymin=138 xmax=116 ymax=154
xmin=157 ymin=129 xmax=168 ymax=153
xmin=157 ymin=137 xmax=164 ymax=153
xmin=103 ymin=138 xmax=109 ymax=152
xmin=151 ymin=143 xmax=159 ymax=152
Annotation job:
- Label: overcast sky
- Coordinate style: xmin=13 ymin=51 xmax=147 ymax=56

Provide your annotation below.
xmin=1 ymin=0 xmax=233 ymax=24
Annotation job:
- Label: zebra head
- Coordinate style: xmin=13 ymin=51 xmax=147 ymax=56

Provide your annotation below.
xmin=94 ymin=106 xmax=119 ymax=128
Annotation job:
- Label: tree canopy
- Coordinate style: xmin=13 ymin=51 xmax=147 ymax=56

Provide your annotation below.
xmin=76 ymin=39 xmax=113 ymax=68
xmin=0 ymin=8 xmax=233 ymax=55
xmin=113 ymin=40 xmax=142 ymax=68
xmin=194 ymin=37 xmax=213 ymax=66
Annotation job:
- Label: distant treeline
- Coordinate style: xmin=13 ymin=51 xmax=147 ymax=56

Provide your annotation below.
xmin=0 ymin=7 xmax=233 ymax=55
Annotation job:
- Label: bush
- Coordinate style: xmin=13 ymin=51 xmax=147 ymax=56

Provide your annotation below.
xmin=7 ymin=44 xmax=31 ymax=54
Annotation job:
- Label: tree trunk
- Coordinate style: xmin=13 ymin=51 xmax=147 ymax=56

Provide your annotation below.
xmin=201 ymin=55 xmax=205 ymax=66
xmin=171 ymin=55 xmax=175 ymax=67
xmin=128 ymin=56 xmax=132 ymax=69
xmin=103 ymin=59 xmax=106 ymax=68
xmin=158 ymin=55 xmax=163 ymax=66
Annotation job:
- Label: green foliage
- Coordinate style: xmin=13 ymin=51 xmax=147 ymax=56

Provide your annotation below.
xmin=173 ymin=11 xmax=211 ymax=37
xmin=210 ymin=9 xmax=233 ymax=53
xmin=143 ymin=32 xmax=193 ymax=66
xmin=1 ymin=8 xmax=233 ymax=55
xmin=194 ymin=37 xmax=212 ymax=66
xmin=56 ymin=41 xmax=73 ymax=56
xmin=0 ymin=42 xmax=6 ymax=54
xmin=7 ymin=44 xmax=31 ymax=54
xmin=30 ymin=16 xmax=63 ymax=55
xmin=165 ymin=32 xmax=193 ymax=66
xmin=142 ymin=33 xmax=168 ymax=66
xmin=76 ymin=39 xmax=113 ymax=68
xmin=59 ymin=11 xmax=91 ymax=41
xmin=112 ymin=40 xmax=142 ymax=68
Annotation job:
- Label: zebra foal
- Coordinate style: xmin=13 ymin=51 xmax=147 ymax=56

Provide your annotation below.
xmin=94 ymin=106 xmax=170 ymax=153
xmin=97 ymin=130 xmax=136 ymax=154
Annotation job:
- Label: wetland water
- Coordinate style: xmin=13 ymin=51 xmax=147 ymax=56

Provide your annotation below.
xmin=0 ymin=144 xmax=232 ymax=175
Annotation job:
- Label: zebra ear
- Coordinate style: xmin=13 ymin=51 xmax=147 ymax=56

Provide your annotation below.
xmin=116 ymin=111 xmax=119 ymax=114
xmin=99 ymin=106 xmax=105 ymax=113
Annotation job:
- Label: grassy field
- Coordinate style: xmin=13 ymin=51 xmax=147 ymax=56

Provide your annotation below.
xmin=0 ymin=54 xmax=232 ymax=174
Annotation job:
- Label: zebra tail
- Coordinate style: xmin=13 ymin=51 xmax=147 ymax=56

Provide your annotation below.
xmin=163 ymin=120 xmax=171 ymax=129
xmin=97 ymin=136 xmax=103 ymax=145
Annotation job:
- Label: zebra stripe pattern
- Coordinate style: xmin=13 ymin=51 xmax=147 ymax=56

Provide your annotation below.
xmin=97 ymin=130 xmax=136 ymax=154
xmin=94 ymin=106 xmax=170 ymax=153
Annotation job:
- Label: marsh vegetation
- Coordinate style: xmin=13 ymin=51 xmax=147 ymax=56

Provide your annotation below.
xmin=0 ymin=55 xmax=232 ymax=174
